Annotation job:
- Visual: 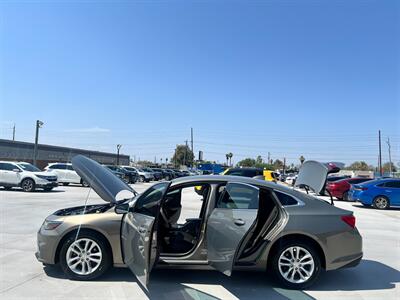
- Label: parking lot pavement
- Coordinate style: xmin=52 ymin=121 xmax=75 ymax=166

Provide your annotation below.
xmin=0 ymin=184 xmax=399 ymax=300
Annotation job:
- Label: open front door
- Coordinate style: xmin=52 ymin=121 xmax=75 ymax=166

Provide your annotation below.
xmin=121 ymin=182 xmax=170 ymax=288
xmin=207 ymin=182 xmax=259 ymax=276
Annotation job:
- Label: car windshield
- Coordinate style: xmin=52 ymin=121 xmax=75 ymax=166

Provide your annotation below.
xmin=17 ymin=163 xmax=41 ymax=172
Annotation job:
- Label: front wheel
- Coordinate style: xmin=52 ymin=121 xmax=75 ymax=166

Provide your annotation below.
xmin=271 ymin=241 xmax=321 ymax=289
xmin=59 ymin=232 xmax=111 ymax=280
xmin=21 ymin=178 xmax=35 ymax=192
xmin=373 ymin=196 xmax=390 ymax=209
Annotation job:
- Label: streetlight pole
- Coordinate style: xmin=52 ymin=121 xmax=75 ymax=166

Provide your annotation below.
xmin=387 ymin=137 xmax=392 ymax=177
xmin=33 ymin=120 xmax=44 ymax=166
xmin=116 ymin=144 xmax=122 ymax=165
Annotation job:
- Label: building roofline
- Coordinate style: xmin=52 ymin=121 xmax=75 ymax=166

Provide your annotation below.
xmin=0 ymin=139 xmax=129 ymax=158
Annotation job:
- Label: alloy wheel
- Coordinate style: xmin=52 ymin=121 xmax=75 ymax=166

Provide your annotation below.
xmin=66 ymin=238 xmax=102 ymax=275
xmin=278 ymin=246 xmax=315 ymax=284
xmin=374 ymin=197 xmax=388 ymax=209
xmin=22 ymin=179 xmax=34 ymax=192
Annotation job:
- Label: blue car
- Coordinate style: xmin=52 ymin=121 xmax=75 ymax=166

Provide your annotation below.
xmin=349 ymin=178 xmax=400 ymax=209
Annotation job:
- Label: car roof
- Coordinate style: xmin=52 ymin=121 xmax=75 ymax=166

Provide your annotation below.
xmin=360 ymin=178 xmax=399 ymax=185
xmin=171 ymin=175 xmax=292 ymax=192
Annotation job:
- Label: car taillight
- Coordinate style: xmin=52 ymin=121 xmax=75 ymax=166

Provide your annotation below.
xmin=341 ymin=215 xmax=356 ymax=228
xmin=354 ymin=186 xmax=368 ymax=191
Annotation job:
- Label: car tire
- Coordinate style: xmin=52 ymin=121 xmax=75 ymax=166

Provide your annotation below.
xmin=81 ymin=180 xmax=90 ymax=187
xmin=59 ymin=231 xmax=112 ymax=281
xmin=62 ymin=183 xmax=70 ymax=186
xmin=139 ymin=176 xmax=145 ymax=183
xmin=271 ymin=241 xmax=321 ymax=289
xmin=373 ymin=196 xmax=390 ymax=210
xmin=21 ymin=178 xmax=35 ymax=192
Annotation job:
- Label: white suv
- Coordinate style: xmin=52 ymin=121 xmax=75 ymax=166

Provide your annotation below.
xmin=0 ymin=161 xmax=58 ymax=192
xmin=44 ymin=163 xmax=88 ymax=187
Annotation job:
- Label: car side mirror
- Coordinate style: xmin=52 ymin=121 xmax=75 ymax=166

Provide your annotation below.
xmin=12 ymin=168 xmax=21 ymax=173
xmin=114 ymin=203 xmax=130 ymax=214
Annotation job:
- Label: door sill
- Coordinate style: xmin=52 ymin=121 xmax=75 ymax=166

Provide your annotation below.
xmin=159 ymin=258 xmax=208 ymax=265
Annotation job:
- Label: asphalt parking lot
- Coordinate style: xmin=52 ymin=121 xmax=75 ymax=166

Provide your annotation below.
xmin=0 ymin=183 xmax=399 ymax=300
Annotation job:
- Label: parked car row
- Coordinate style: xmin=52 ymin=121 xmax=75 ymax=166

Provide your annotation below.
xmin=0 ymin=160 xmax=200 ymax=192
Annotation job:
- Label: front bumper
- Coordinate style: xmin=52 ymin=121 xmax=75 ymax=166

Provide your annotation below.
xmin=35 ymin=225 xmax=62 ymax=265
xmin=36 ymin=181 xmax=58 ymax=188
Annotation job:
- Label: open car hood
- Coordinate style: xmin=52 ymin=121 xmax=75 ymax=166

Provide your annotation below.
xmin=72 ymin=155 xmax=135 ymax=204
xmin=295 ymin=161 xmax=344 ymax=194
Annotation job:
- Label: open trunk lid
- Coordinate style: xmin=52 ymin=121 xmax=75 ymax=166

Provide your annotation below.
xmin=295 ymin=161 xmax=344 ymax=195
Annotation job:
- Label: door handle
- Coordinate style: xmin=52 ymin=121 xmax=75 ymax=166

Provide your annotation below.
xmin=234 ymin=218 xmax=246 ymax=226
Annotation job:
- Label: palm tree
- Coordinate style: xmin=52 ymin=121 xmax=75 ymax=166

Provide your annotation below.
xmin=226 ymin=153 xmax=230 ymax=166
xmin=299 ymin=155 xmax=305 ymax=165
xmin=228 ymin=152 xmax=233 ymax=166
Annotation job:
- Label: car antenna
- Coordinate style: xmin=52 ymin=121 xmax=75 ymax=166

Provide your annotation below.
xmin=74 ymin=186 xmax=92 ymax=241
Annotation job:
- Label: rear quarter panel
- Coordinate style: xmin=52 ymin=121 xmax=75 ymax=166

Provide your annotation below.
xmin=260 ymin=199 xmax=362 ymax=271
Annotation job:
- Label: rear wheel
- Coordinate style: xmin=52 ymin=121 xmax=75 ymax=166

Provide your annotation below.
xmin=271 ymin=241 xmax=321 ymax=289
xmin=59 ymin=232 xmax=111 ymax=280
xmin=373 ymin=196 xmax=389 ymax=209
xmin=21 ymin=178 xmax=35 ymax=192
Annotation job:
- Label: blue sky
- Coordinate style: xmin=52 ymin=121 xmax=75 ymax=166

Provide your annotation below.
xmin=0 ymin=0 xmax=399 ymax=166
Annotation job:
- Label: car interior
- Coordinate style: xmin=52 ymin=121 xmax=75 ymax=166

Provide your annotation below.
xmin=157 ymin=181 xmax=280 ymax=261
xmin=159 ymin=183 xmax=210 ymax=255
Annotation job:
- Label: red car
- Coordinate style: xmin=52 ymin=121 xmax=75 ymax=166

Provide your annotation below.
xmin=326 ymin=177 xmax=372 ymax=200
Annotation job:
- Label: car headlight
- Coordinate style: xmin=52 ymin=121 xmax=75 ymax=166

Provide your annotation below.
xmin=42 ymin=220 xmax=63 ymax=230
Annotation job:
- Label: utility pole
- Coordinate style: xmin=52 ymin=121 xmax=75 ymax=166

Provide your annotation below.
xmin=387 ymin=137 xmax=392 ymax=176
xmin=33 ymin=120 xmax=44 ymax=166
xmin=378 ymin=130 xmax=382 ymax=176
xmin=116 ymin=144 xmax=122 ymax=165
xmin=12 ymin=124 xmax=15 ymax=141
xmin=190 ymin=127 xmax=194 ymax=155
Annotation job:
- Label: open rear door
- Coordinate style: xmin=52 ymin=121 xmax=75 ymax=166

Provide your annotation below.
xmin=121 ymin=182 xmax=170 ymax=288
xmin=206 ymin=182 xmax=259 ymax=276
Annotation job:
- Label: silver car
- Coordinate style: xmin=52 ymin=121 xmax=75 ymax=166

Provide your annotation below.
xmin=36 ymin=156 xmax=362 ymax=289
